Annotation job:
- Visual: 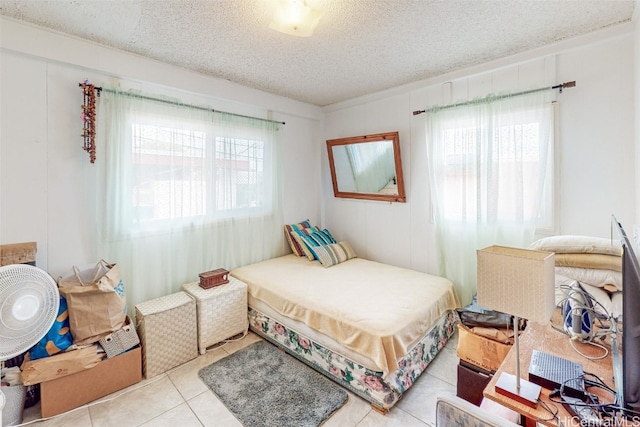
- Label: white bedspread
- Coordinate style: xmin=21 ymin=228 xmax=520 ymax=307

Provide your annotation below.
xmin=231 ymin=254 xmax=460 ymax=374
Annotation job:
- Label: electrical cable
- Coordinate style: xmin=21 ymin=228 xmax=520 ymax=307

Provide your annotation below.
xmin=544 ymin=283 xmax=640 ymax=423
xmin=204 ymin=328 xmax=249 ymax=352
xmin=553 ymin=283 xmax=618 ymax=361
xmin=537 ymin=398 xmax=563 ymax=427
xmin=548 ymin=373 xmax=640 ymax=425
xmin=569 ymin=335 xmax=609 ymax=360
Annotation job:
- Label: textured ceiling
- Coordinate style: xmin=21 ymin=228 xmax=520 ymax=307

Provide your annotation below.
xmin=0 ymin=0 xmax=636 ymax=106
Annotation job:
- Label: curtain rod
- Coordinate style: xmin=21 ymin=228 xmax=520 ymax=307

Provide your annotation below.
xmin=412 ymin=81 xmax=576 ymax=116
xmin=81 ymin=84 xmax=286 ymax=125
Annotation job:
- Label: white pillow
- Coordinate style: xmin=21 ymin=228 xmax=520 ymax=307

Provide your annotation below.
xmin=529 ymin=235 xmax=621 ymax=256
xmin=555 ymin=266 xmax=622 ymax=291
xmin=611 ymin=291 xmax=623 ymax=319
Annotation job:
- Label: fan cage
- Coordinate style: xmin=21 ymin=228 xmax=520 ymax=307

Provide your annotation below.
xmin=0 ymin=264 xmax=60 ymax=361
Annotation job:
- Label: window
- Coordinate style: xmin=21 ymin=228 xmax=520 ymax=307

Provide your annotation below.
xmin=95 ymin=89 xmax=283 ymax=308
xmin=426 ymin=91 xmax=555 ymax=306
xmin=131 ymin=123 xmax=207 ymax=223
xmin=214 ymin=137 xmax=265 ymax=211
xmin=437 ymin=103 xmax=554 ymax=230
xmin=129 ymin=120 xmax=269 ymax=231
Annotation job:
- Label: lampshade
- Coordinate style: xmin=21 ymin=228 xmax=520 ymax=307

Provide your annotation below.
xmin=476 ymin=245 xmax=555 ymax=408
xmin=269 ymin=0 xmax=324 ymax=37
xmin=477 ymin=245 xmax=555 ymax=325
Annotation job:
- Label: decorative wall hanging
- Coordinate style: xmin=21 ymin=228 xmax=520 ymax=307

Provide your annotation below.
xmin=79 ymin=80 xmax=101 ymax=163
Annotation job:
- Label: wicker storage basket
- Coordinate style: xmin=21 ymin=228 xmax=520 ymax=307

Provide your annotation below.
xmin=135 ymin=291 xmax=197 ymax=378
xmin=182 ymin=277 xmax=248 ymax=354
xmin=99 ymin=316 xmax=140 ymax=358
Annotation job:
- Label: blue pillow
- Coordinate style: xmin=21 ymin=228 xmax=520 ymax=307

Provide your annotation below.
xmin=294 ymin=228 xmax=337 ymax=260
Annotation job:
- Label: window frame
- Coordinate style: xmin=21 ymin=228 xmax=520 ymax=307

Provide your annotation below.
xmin=127 ymin=114 xmax=271 ymax=235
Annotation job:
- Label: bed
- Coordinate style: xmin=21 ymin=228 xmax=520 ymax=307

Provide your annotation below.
xmin=230 ymin=252 xmax=460 ymax=412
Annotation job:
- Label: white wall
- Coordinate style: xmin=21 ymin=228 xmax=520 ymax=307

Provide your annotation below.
xmin=0 ymin=17 xmax=323 ymax=277
xmin=1 ymin=16 xmax=637 ymax=284
xmin=322 ymin=24 xmax=636 ymax=276
xmin=323 ymin=93 xmax=415 ymax=269
xmin=556 ymin=33 xmax=635 ymax=235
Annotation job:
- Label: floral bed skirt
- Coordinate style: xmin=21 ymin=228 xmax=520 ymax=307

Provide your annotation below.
xmin=248 ymin=306 xmax=458 ymax=411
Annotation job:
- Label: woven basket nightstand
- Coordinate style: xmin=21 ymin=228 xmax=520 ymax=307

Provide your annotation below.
xmin=135 ymin=291 xmax=198 ymax=378
xmin=182 ymin=276 xmax=248 ymax=355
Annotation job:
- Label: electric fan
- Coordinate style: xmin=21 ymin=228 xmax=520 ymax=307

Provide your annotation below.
xmin=0 ymin=264 xmax=59 ymax=426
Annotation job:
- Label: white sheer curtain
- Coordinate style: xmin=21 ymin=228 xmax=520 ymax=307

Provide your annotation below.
xmin=92 ymin=90 xmax=285 ymax=309
xmin=346 ymin=141 xmax=395 ymax=192
xmin=426 ymin=91 xmax=554 ymax=305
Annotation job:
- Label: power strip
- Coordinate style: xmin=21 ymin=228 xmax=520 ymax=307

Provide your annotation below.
xmin=562 ymin=395 xmax=602 ymax=426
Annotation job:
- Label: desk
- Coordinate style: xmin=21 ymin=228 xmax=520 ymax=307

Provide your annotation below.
xmin=483 ymin=319 xmax=619 ymax=426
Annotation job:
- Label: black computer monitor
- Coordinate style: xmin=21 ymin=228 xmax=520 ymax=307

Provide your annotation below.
xmin=611 ymin=215 xmax=640 ymax=414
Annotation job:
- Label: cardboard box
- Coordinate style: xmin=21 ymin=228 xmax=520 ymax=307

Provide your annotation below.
xmin=456 ymin=324 xmax=512 ymax=372
xmin=40 ymin=346 xmax=141 ymax=418
xmin=21 ymin=345 xmax=104 ymax=385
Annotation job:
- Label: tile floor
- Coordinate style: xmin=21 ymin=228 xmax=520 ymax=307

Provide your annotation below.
xmin=19 ymin=330 xmax=460 ymax=427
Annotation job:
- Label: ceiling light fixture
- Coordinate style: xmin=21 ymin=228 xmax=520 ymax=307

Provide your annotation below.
xmin=269 ymin=0 xmax=324 ymax=37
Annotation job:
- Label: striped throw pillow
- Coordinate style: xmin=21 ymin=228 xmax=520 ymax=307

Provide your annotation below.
xmin=314 ymin=241 xmax=357 ymax=267
xmin=284 ymin=220 xmax=312 ymax=256
xmin=291 ymin=232 xmax=317 ymax=260
xmin=294 ymin=228 xmax=337 ymax=260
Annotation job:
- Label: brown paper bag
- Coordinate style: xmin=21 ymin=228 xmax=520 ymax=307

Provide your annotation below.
xmin=58 ymin=261 xmax=127 ymax=346
xmin=20 ymin=345 xmax=105 ymax=385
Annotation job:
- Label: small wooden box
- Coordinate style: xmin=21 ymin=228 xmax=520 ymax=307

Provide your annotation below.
xmin=199 ymin=268 xmax=229 ymax=289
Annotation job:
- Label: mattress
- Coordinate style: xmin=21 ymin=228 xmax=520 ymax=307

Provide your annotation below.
xmin=231 ymin=254 xmax=460 ymax=374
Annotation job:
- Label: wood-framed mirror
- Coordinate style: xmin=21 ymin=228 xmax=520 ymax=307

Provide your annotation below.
xmin=326 ymin=131 xmax=406 ymax=202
